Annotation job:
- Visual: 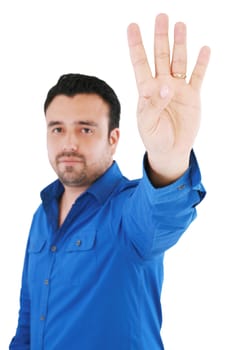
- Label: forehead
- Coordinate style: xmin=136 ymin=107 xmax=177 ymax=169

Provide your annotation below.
xmin=45 ymin=94 xmax=110 ymax=124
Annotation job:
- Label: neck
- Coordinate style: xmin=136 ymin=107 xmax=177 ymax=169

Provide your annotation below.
xmin=63 ymin=185 xmax=87 ymax=203
xmin=59 ymin=185 xmax=87 ymax=226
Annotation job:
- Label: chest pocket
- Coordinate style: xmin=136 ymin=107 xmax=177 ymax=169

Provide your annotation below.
xmin=56 ymin=229 xmax=98 ymax=286
xmin=66 ymin=229 xmax=96 ymax=252
xmin=28 ymin=238 xmax=47 ymax=283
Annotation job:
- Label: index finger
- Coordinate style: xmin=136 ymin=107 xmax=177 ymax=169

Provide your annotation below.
xmin=127 ymin=23 xmax=152 ymax=89
xmin=189 ymin=46 xmax=211 ymax=90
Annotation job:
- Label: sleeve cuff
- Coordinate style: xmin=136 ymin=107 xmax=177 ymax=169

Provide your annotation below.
xmin=142 ymin=150 xmax=206 ymax=203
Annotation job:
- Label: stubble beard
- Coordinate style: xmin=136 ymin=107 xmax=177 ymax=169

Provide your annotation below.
xmin=57 ymin=164 xmax=88 ymax=187
xmin=54 ymin=152 xmax=112 ymax=188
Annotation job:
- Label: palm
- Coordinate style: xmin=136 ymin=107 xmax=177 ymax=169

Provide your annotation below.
xmin=137 ymin=77 xmax=200 ymax=154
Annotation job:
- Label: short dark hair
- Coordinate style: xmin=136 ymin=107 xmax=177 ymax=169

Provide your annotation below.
xmin=44 ymin=73 xmax=121 ymax=131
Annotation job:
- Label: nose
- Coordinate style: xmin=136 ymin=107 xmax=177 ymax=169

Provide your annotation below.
xmin=62 ymin=131 xmax=79 ymax=152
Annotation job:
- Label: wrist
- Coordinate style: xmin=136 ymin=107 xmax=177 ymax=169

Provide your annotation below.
xmin=146 ymin=153 xmax=190 ymax=187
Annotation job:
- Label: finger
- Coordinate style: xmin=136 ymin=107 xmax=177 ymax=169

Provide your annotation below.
xmin=171 ymin=22 xmax=187 ymax=77
xmin=154 ymin=13 xmax=170 ymax=76
xmin=127 ymin=23 xmax=152 ymax=90
xmin=189 ymin=46 xmax=211 ymax=90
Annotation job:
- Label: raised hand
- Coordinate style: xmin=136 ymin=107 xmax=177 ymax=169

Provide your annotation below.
xmin=127 ymin=13 xmax=210 ymax=185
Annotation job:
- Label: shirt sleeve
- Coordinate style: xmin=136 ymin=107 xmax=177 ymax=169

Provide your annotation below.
xmin=9 ymin=242 xmax=31 ymax=349
xmin=122 ymin=150 xmax=206 ymax=259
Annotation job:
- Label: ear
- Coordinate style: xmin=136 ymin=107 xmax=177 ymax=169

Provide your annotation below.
xmin=109 ymin=128 xmax=120 ymax=153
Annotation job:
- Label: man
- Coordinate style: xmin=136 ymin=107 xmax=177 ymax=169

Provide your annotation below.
xmin=10 ymin=13 xmax=210 ymax=350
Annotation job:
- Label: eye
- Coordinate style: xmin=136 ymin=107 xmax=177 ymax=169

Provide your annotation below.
xmin=81 ymin=127 xmax=94 ymax=135
xmin=52 ymin=127 xmax=63 ymax=134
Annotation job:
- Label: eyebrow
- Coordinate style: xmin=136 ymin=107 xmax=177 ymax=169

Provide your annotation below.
xmin=47 ymin=120 xmax=99 ymax=128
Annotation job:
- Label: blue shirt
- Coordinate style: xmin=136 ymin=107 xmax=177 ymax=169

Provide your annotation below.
xmin=10 ymin=153 xmax=205 ymax=350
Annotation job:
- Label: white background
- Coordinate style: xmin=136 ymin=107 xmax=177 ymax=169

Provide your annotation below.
xmin=1 ymin=0 xmax=232 ymax=349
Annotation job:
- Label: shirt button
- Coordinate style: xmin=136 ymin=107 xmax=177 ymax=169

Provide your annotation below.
xmin=51 ymin=245 xmax=57 ymax=252
xmin=44 ymin=279 xmax=49 ymax=285
xmin=76 ymin=240 xmax=82 ymax=247
xmin=40 ymin=315 xmax=45 ymax=321
xmin=177 ymin=184 xmax=185 ymax=190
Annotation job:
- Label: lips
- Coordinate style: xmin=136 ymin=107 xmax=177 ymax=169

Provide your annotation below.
xmin=57 ymin=152 xmax=85 ymax=164
xmin=57 ymin=158 xmax=84 ymax=167
xmin=58 ymin=157 xmax=82 ymax=162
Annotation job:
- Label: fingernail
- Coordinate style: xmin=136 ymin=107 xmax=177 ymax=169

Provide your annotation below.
xmin=160 ymin=85 xmax=169 ymax=98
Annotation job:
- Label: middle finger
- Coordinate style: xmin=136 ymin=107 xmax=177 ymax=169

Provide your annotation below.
xmin=154 ymin=13 xmax=170 ymax=77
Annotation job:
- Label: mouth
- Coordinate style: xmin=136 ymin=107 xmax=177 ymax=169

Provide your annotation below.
xmin=56 ymin=154 xmax=85 ymax=167
xmin=57 ymin=152 xmax=84 ymax=163
xmin=59 ymin=157 xmax=82 ymax=161
xmin=58 ymin=157 xmax=84 ymax=164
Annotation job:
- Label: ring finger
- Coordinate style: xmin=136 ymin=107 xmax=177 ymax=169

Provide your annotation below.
xmin=171 ymin=22 xmax=187 ymax=78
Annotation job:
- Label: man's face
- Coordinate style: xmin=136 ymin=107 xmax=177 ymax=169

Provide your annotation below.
xmin=46 ymin=93 xmax=119 ymax=190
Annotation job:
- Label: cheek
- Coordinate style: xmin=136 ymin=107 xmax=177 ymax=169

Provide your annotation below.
xmin=85 ymin=141 xmax=112 ymax=161
xmin=47 ymin=140 xmax=58 ymax=161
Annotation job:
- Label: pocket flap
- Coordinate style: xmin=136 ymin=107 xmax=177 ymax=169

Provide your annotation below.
xmin=28 ymin=238 xmax=46 ymax=253
xmin=66 ymin=230 xmax=96 ymax=252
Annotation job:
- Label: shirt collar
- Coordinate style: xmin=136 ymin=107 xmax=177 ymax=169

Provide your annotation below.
xmin=40 ymin=161 xmax=124 ymax=205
